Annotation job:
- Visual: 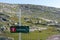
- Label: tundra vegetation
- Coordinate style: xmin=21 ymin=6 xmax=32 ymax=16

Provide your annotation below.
xmin=0 ymin=3 xmax=60 ymax=40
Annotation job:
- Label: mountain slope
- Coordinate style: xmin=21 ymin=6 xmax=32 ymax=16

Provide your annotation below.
xmin=0 ymin=3 xmax=60 ymax=22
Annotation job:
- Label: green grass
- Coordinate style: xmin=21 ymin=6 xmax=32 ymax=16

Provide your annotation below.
xmin=0 ymin=31 xmax=19 ymax=40
xmin=21 ymin=27 xmax=60 ymax=40
xmin=0 ymin=14 xmax=60 ymax=40
xmin=21 ymin=16 xmax=60 ymax=40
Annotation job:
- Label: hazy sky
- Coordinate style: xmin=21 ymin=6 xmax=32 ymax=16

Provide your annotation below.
xmin=0 ymin=0 xmax=60 ymax=8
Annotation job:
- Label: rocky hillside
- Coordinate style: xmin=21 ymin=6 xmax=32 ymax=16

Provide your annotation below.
xmin=0 ymin=3 xmax=60 ymax=22
xmin=20 ymin=4 xmax=60 ymax=22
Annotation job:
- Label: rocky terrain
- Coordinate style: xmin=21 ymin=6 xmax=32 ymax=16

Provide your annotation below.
xmin=0 ymin=3 xmax=60 ymax=40
xmin=0 ymin=3 xmax=60 ymax=22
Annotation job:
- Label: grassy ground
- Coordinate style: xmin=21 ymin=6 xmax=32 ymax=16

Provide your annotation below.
xmin=0 ymin=31 xmax=19 ymax=40
xmin=0 ymin=15 xmax=60 ymax=40
xmin=21 ymin=16 xmax=60 ymax=40
xmin=21 ymin=27 xmax=60 ymax=40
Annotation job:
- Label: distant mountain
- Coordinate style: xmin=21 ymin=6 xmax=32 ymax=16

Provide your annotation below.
xmin=0 ymin=3 xmax=60 ymax=22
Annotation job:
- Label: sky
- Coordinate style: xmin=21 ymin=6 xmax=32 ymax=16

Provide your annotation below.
xmin=0 ymin=0 xmax=60 ymax=8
